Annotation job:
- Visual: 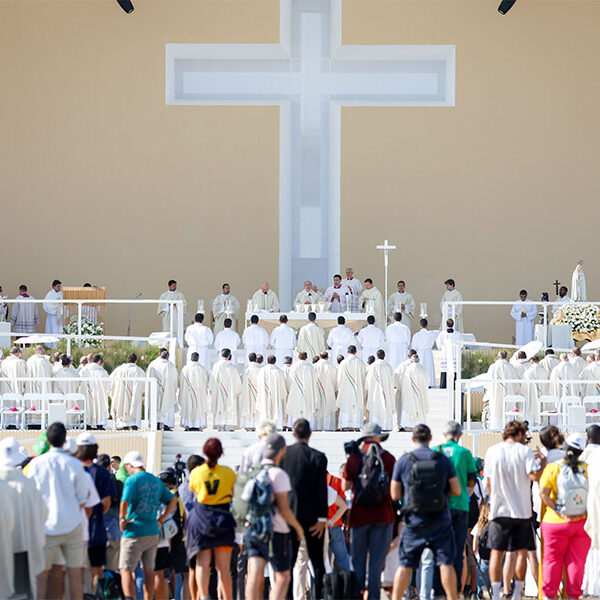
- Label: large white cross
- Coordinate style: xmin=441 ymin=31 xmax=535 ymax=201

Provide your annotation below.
xmin=166 ymin=0 xmax=454 ymax=309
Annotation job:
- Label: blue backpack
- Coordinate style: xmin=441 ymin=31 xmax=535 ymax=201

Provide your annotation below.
xmin=233 ymin=464 xmax=275 ymax=541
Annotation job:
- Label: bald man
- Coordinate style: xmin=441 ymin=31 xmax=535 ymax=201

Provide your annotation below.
xmin=251 ymin=282 xmax=280 ymax=312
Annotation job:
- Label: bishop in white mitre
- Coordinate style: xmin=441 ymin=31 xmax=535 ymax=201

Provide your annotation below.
xmin=327 ymin=316 xmax=356 ymax=364
xmin=210 ymin=349 xmax=242 ymax=429
xmin=387 ymin=281 xmax=416 ymax=329
xmin=214 ymin=318 xmax=241 ymax=367
xmin=158 ymin=279 xmax=187 ymax=333
xmin=570 ymin=347 xmax=588 ymax=376
xmin=242 ymin=315 xmax=269 ymax=366
xmin=110 ymin=354 xmax=146 ymax=429
xmin=146 ymin=350 xmax=179 ymax=429
xmin=179 ymin=352 xmax=210 ymax=430
xmin=185 ymin=313 xmax=214 ymax=370
xmin=53 ymin=355 xmax=80 ymax=395
xmin=80 ymin=355 xmax=110 ymax=429
xmin=314 ymin=352 xmax=338 ymax=431
xmin=358 ymin=315 xmax=385 ymax=363
xmin=581 ymin=353 xmax=600 ymax=400
xmin=42 ymin=279 xmax=63 ymax=338
xmin=256 ymin=355 xmax=288 ymax=429
xmin=411 ymin=319 xmax=435 ymax=387
xmin=342 ymin=267 xmax=363 ymax=312
xmin=510 ymin=290 xmax=537 ymax=345
xmin=398 ymin=354 xmax=430 ymax=427
xmin=212 ymin=283 xmax=241 ymax=334
xmin=294 ymin=280 xmax=320 ymax=307
xmin=269 ymin=315 xmax=296 ymax=366
xmin=365 ymin=350 xmax=395 ymax=430
xmin=385 ymin=313 xmax=411 ymax=370
xmin=26 ymin=346 xmax=54 ymax=394
xmin=286 ymin=353 xmax=318 ymax=425
xmin=522 ymin=356 xmax=548 ymax=423
xmin=440 ymin=279 xmax=463 ymax=332
xmin=239 ymin=355 xmax=261 ymax=429
xmin=297 ymin=312 xmax=326 ymax=359
xmin=550 ymin=353 xmax=580 ymax=397
xmin=324 ymin=274 xmax=351 ymax=313
xmin=336 ymin=346 xmax=366 ymax=429
xmin=251 ymin=283 xmax=280 ymax=312
xmin=483 ymin=351 xmax=519 ymax=429
xmin=359 ymin=279 xmax=386 ymax=330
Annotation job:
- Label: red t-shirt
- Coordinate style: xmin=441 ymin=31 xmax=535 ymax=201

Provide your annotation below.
xmin=342 ymin=443 xmax=396 ymax=527
xmin=327 ymin=473 xmax=345 ymax=527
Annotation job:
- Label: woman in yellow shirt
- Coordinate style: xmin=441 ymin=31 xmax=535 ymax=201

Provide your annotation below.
xmin=187 ymin=438 xmax=236 ymax=600
xmin=539 ymin=433 xmax=591 ymax=600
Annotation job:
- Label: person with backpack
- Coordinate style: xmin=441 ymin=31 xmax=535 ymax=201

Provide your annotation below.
xmin=390 ymin=423 xmax=461 ymax=600
xmin=472 ymin=502 xmax=491 ymax=599
xmin=341 ymin=422 xmax=396 ymax=600
xmin=539 ymin=433 xmax=591 ymax=600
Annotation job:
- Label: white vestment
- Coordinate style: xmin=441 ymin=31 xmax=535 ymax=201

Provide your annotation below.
xmin=53 ymin=365 xmax=80 ymax=395
xmin=1 ymin=355 xmax=27 ymax=395
xmin=269 ymin=323 xmax=296 ymax=366
xmin=359 ymin=287 xmax=386 ymax=330
xmin=184 ymin=323 xmax=214 ymax=369
xmin=539 ymin=355 xmax=560 ymax=377
xmin=483 ymin=359 xmax=519 ymax=429
xmin=212 ymin=294 xmax=240 ymax=333
xmin=251 ymin=289 xmax=280 ymax=312
xmin=327 ymin=325 xmax=355 ymax=364
xmin=297 ymin=322 xmax=326 ymax=359
xmin=365 ymin=359 xmax=395 ymax=430
xmin=336 ymin=355 xmax=366 ymax=428
xmin=385 ymin=322 xmax=411 ymax=370
xmin=294 ymin=290 xmax=320 ymax=307
xmin=440 ymin=289 xmax=463 ymax=332
xmin=398 ymin=362 xmax=430 ymax=426
xmin=157 ymin=290 xmax=187 ymax=332
xmin=549 ymin=361 xmax=580 ymax=397
xmin=214 ymin=328 xmax=242 ymax=366
xmin=146 ymin=357 xmax=179 ymax=427
xmin=581 ymin=362 xmax=600 ymax=398
xmin=314 ymin=359 xmax=337 ymax=431
xmin=552 ymin=295 xmax=571 ymax=315
xmin=242 ymin=324 xmax=269 ymax=365
xmin=0 ymin=479 xmax=16 ymax=597
xmin=179 ymin=361 xmax=210 ymax=429
xmin=210 ymin=359 xmax=242 ymax=427
xmin=522 ymin=363 xmax=548 ymax=423
xmin=512 ymin=358 xmax=529 ymax=386
xmin=323 ymin=284 xmax=351 ymax=313
xmin=256 ymin=364 xmax=288 ymax=429
xmin=239 ymin=362 xmax=261 ymax=429
xmin=510 ymin=300 xmax=537 ymax=345
xmin=435 ymin=329 xmax=463 ymax=372
xmin=43 ymin=288 xmax=63 ymax=335
xmin=286 ymin=360 xmax=318 ymax=425
xmin=26 ymin=354 xmax=54 ymax=393
xmin=110 ymin=362 xmax=146 ymax=428
xmin=80 ymin=362 xmax=110 ymax=428
xmin=342 ymin=278 xmax=362 ymax=311
xmin=358 ymin=324 xmax=385 ymax=363
xmin=411 ymin=329 xmax=436 ymax=386
xmin=569 ymin=355 xmax=588 ymax=376
xmin=387 ymin=291 xmax=416 ymax=328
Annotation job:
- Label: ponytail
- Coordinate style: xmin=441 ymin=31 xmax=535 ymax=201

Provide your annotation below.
xmin=203 ymin=437 xmax=223 ymax=469
xmin=565 ymin=445 xmax=583 ymax=473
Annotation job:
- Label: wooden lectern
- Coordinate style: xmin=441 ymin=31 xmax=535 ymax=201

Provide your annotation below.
xmin=62 ymin=286 xmax=106 ymax=326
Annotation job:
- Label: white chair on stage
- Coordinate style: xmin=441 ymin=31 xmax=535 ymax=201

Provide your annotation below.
xmin=583 ymin=395 xmax=600 ymax=422
xmin=539 ymin=395 xmax=560 ymax=425
xmin=0 ymin=393 xmax=24 ymax=430
xmin=561 ymin=395 xmax=582 ymax=425
xmin=22 ymin=392 xmax=47 ymax=429
xmin=65 ymin=393 xmax=87 ymax=430
xmin=503 ymin=394 xmax=526 ymax=424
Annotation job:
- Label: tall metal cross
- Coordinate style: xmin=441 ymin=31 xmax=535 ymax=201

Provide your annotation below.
xmin=553 ymin=280 xmax=560 ymax=295
xmin=377 ymin=239 xmax=396 ymax=319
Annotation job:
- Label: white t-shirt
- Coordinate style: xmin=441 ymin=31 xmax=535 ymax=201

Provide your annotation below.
xmin=484 ymin=441 xmax=538 ymax=520
xmin=262 ymin=459 xmax=292 ymax=534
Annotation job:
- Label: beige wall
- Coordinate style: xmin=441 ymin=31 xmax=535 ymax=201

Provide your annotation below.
xmin=1 ymin=0 xmax=599 ymax=343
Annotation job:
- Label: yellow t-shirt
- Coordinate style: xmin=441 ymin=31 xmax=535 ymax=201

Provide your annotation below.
xmin=539 ymin=460 xmax=588 ymax=524
xmin=189 ymin=463 xmax=236 ymax=505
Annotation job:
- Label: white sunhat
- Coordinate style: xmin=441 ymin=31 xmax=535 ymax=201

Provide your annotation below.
xmin=565 ymin=433 xmax=587 ymax=452
xmin=0 ymin=437 xmax=24 ymax=468
xmin=123 ymin=450 xmax=145 ymax=468
xmin=76 ymin=432 xmax=97 ymax=446
xmin=63 ymin=437 xmax=78 ymax=455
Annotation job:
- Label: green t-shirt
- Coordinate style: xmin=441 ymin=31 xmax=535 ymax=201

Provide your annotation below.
xmin=439 ymin=440 xmax=478 ymax=512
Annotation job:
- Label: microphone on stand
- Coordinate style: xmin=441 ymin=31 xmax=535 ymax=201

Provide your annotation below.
xmin=127 ymin=292 xmax=143 ymax=338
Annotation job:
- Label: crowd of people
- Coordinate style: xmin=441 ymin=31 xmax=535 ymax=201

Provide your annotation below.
xmin=2 ymin=417 xmax=600 ymax=600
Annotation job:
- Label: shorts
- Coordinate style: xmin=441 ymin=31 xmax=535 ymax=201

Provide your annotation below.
xmin=88 ymin=544 xmax=107 ymax=568
xmin=169 ymin=540 xmax=188 ymax=574
xmin=398 ymin=520 xmax=455 ymax=568
xmin=119 ymin=535 xmax=159 ymax=571
xmin=155 ymin=547 xmax=170 ymax=571
xmin=488 ymin=517 xmax=530 ymax=552
xmin=44 ymin=525 xmax=84 ymax=570
xmin=526 ymin=518 xmax=537 ymax=551
xmin=246 ymin=531 xmax=292 ymax=573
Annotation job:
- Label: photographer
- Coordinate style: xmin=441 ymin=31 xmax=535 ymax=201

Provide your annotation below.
xmin=342 ymin=423 xmax=396 ymax=600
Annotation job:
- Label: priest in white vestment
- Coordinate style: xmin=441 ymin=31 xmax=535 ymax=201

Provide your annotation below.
xmin=549 ymin=353 xmax=580 ymax=397
xmin=214 ymin=318 xmax=242 ymax=366
xmin=359 ymin=278 xmax=386 ymax=330
xmin=212 ymin=283 xmax=241 ymax=333
xmin=10 ymin=285 xmax=39 ymax=334
xmin=269 ymin=314 xmax=296 ymax=366
xmin=539 ymin=349 xmax=560 ymax=377
xmin=323 ymin=274 xmax=351 ymax=313
xmin=583 ymin=446 xmax=600 ymax=597
xmin=179 ymin=352 xmax=210 ymax=430
xmin=146 ymin=350 xmax=179 ymax=429
xmin=336 ymin=346 xmax=366 ymax=429
xmin=398 ymin=354 xmax=430 ymax=427
xmin=510 ymin=350 xmax=530 ymax=385
xmin=569 ymin=347 xmax=588 ymax=376
xmin=239 ymin=354 xmax=261 ymax=429
xmin=385 ymin=312 xmax=411 ymax=370
xmin=358 ymin=315 xmax=385 ymax=363
xmin=1 ymin=348 xmax=27 ymax=403
xmin=440 ymin=279 xmax=463 ymax=332
xmin=483 ymin=351 xmax=519 ymax=429
xmin=411 ymin=319 xmax=436 ymax=387
xmin=157 ymin=280 xmax=187 ymax=332
xmin=42 ymin=279 xmax=63 ymax=338
xmin=242 ymin=315 xmax=269 ymax=365
xmin=314 ymin=352 xmax=338 ymax=431
xmin=365 ymin=350 xmax=395 ymax=430
xmin=80 ymin=355 xmax=110 ymax=429
xmin=510 ymin=290 xmax=537 ymax=345
xmin=53 ymin=355 xmax=80 ymax=395
xmin=110 ymin=354 xmax=146 ymax=429
xmin=256 ymin=355 xmax=288 ymax=429
xmin=251 ymin=283 xmax=280 ymax=312
xmin=327 ymin=316 xmax=355 ymax=364
xmin=522 ymin=356 xmax=548 ymax=423
xmin=435 ymin=319 xmax=463 ymax=389
xmin=296 ymin=312 xmax=326 ymax=359
xmin=210 ymin=349 xmax=242 ymax=428
xmin=552 ymin=285 xmax=571 ymax=315
xmin=294 ymin=280 xmax=320 ymax=307
xmin=185 ymin=312 xmax=214 ymax=369
xmin=26 ymin=346 xmax=54 ymax=393
xmin=581 ymin=355 xmax=600 ymax=399
xmin=342 ymin=268 xmax=362 ymax=312
xmin=387 ymin=280 xmax=416 ymax=329
xmin=286 ymin=352 xmax=318 ymax=425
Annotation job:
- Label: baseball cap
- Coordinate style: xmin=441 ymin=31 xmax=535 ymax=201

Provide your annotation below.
xmin=63 ymin=438 xmax=77 ymax=455
xmin=123 ymin=450 xmax=145 ymax=468
xmin=76 ymin=432 xmax=97 ymax=446
xmin=0 ymin=437 xmax=24 ymax=467
xmin=264 ymin=434 xmax=286 ymax=459
xmin=565 ymin=433 xmax=587 ymax=452
xmin=359 ymin=422 xmax=389 ymax=442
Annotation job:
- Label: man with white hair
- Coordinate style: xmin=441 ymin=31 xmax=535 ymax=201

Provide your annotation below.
xmin=314 ymin=351 xmax=338 ymax=431
xmin=178 ymin=352 xmax=210 ymax=430
xmin=80 ymin=354 xmax=110 ymax=430
xmin=146 ymin=350 xmax=179 ymax=430
xmin=240 ymin=421 xmax=278 ymax=472
xmin=342 ymin=267 xmax=362 ymax=311
xmin=397 ymin=353 xmax=430 ymax=427
xmin=256 ymin=355 xmax=288 ymax=429
xmin=242 ymin=315 xmax=269 ymax=366
xmin=26 ymin=345 xmax=54 ymax=393
xmin=286 ymin=352 xmax=318 ymax=425
xmin=297 ymin=312 xmax=326 ymax=359
xmin=110 ymin=353 xmax=146 ymax=430
xmin=550 ymin=352 xmax=580 ymax=397
xmin=294 ymin=280 xmax=319 ymax=306
xmin=365 ymin=349 xmax=395 ymax=430
xmin=251 ymin=282 xmax=280 ymax=312
xmin=210 ymin=348 xmax=242 ymax=429
xmin=336 ymin=345 xmax=366 ymax=429
xmin=483 ymin=351 xmax=519 ymax=429
xmin=270 ymin=314 xmax=296 ymax=366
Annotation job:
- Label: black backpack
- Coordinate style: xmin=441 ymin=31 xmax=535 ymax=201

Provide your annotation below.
xmin=478 ymin=525 xmax=491 ymax=561
xmin=404 ymin=452 xmax=446 ymax=515
xmin=468 ymin=479 xmax=483 ymax=528
xmin=353 ymin=443 xmax=390 ymax=509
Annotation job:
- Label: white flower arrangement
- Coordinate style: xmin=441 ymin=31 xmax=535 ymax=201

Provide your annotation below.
xmin=550 ymin=304 xmax=600 ymax=334
xmin=62 ymin=315 xmax=104 ymax=347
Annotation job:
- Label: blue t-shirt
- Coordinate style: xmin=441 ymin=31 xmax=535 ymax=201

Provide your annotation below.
xmin=85 ymin=464 xmax=116 ymax=547
xmin=121 ymin=471 xmax=173 ymax=538
xmin=392 ymin=446 xmax=457 ymax=528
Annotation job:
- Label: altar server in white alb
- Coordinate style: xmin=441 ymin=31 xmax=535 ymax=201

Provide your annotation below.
xmin=294 ymin=280 xmax=320 ymax=307
xmin=26 ymin=346 xmax=54 ymax=393
xmin=242 ymin=315 xmax=269 ymax=366
xmin=358 ymin=315 xmax=385 ymax=363
xmin=327 ymin=316 xmax=355 ymax=364
xmin=539 ymin=348 xmax=560 ymax=377
xmin=146 ymin=350 xmax=179 ymax=430
xmin=365 ymin=349 xmax=395 ymax=430
xmin=185 ymin=312 xmax=214 ymax=369
xmin=239 ymin=353 xmax=261 ymax=429
xmin=178 ymin=352 xmax=210 ymax=430
xmin=440 ymin=279 xmax=463 ymax=332
xmin=210 ymin=348 xmax=242 ymax=429
xmin=80 ymin=354 xmax=110 ymax=429
xmin=510 ymin=289 xmax=537 ymax=346
xmin=411 ymin=319 xmax=435 ymax=387
xmin=483 ymin=350 xmax=519 ymax=429
xmin=323 ymin=274 xmax=351 ymax=313
xmin=550 ymin=353 xmax=580 ymax=397
xmin=522 ymin=356 xmax=548 ymax=423
xmin=336 ymin=345 xmax=366 ymax=429
xmin=53 ymin=355 xmax=80 ymax=395
xmin=286 ymin=352 xmax=318 ymax=425
xmin=436 ymin=318 xmax=463 ymax=389
xmin=110 ymin=353 xmax=146 ymax=430
xmin=314 ymin=351 xmax=338 ymax=431
xmin=269 ymin=314 xmax=296 ymax=366
xmin=359 ymin=278 xmax=386 ymax=331
xmin=296 ymin=312 xmax=326 ymax=359
xmin=42 ymin=279 xmax=63 ymax=337
xmin=158 ymin=279 xmax=187 ymax=332
xmin=397 ymin=354 xmax=430 ymax=427
xmin=342 ymin=267 xmax=363 ymax=312
xmin=385 ymin=312 xmax=411 ymax=370
xmin=387 ymin=280 xmax=416 ymax=329
xmin=214 ymin=318 xmax=241 ymax=366
xmin=10 ymin=285 xmax=39 ymax=334
xmin=256 ymin=355 xmax=288 ymax=429
xmin=251 ymin=282 xmax=280 ymax=312
xmin=510 ymin=350 xmax=530 ymax=382
xmin=212 ymin=283 xmax=240 ymax=334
